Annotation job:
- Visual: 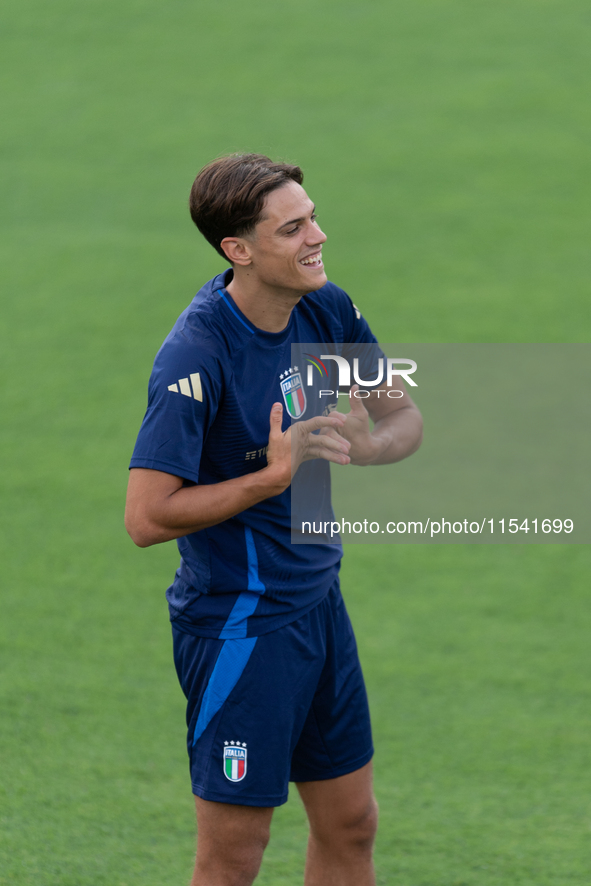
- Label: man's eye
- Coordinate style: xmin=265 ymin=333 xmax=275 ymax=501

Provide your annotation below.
xmin=311 ymin=213 xmax=318 ymax=221
xmin=286 ymin=227 xmax=299 ymax=235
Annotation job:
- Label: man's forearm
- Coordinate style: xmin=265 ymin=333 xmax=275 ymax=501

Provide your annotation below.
xmin=126 ymin=466 xmax=286 ymax=547
xmin=126 ymin=405 xmax=351 ymax=548
xmin=351 ymin=405 xmax=423 ymax=466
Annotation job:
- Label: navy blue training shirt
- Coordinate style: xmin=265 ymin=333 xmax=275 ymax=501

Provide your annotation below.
xmin=130 ymin=270 xmax=378 ymax=638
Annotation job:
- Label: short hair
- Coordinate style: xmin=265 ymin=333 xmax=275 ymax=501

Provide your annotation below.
xmin=189 ymin=153 xmax=304 ymax=259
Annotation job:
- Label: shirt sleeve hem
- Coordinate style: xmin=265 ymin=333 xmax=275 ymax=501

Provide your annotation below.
xmin=128 ymin=458 xmax=200 ymax=485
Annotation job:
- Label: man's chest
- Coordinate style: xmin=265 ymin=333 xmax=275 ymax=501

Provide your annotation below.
xmin=200 ymin=343 xmax=337 ymax=478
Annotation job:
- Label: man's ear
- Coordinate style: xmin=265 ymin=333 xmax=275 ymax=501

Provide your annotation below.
xmin=220 ymin=237 xmax=253 ymax=266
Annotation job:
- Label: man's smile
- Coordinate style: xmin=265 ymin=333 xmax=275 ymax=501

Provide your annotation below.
xmin=299 ymin=251 xmax=323 ymax=268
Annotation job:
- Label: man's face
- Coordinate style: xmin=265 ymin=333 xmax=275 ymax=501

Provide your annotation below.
xmin=243 ymin=180 xmax=328 ymax=294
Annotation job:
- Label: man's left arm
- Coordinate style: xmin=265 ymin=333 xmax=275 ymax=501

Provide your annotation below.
xmin=335 ymin=384 xmax=423 ymax=466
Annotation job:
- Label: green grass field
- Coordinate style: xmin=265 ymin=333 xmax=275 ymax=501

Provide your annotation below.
xmin=1 ymin=0 xmax=590 ymax=883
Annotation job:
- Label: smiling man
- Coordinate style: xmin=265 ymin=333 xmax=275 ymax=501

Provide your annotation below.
xmin=125 ymin=154 xmax=422 ymax=886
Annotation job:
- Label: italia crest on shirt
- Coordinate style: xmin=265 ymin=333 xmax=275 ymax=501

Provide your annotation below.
xmin=223 ymin=742 xmax=247 ymax=782
xmin=280 ymin=368 xmax=307 ymax=419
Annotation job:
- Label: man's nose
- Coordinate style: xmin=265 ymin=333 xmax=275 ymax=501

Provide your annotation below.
xmin=306 ymin=221 xmax=327 ymax=244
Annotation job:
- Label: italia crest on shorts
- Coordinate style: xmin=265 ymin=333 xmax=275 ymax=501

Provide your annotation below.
xmin=280 ymin=369 xmax=306 ymax=419
xmin=223 ymin=742 xmax=247 ymax=782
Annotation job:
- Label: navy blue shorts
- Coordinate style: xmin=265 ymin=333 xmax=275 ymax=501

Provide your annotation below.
xmin=172 ymin=581 xmax=373 ymax=807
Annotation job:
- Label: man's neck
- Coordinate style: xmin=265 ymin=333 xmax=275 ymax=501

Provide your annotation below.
xmin=226 ymin=269 xmax=305 ymax=333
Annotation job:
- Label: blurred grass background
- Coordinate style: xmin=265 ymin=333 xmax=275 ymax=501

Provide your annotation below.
xmin=1 ymin=0 xmax=590 ymax=883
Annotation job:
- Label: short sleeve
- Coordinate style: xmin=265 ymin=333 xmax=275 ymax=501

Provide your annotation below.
xmin=129 ymin=336 xmax=223 ymax=484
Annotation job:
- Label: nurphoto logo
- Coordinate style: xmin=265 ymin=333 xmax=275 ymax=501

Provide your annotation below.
xmin=309 ymin=355 xmax=418 ymax=401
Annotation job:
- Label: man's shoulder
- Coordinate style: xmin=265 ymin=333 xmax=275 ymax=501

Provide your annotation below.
xmin=305 ymin=278 xmax=351 ymax=305
xmin=299 ymin=280 xmax=365 ymax=340
xmin=168 ymin=272 xmax=229 ymax=341
xmin=154 ymin=272 xmax=236 ymax=369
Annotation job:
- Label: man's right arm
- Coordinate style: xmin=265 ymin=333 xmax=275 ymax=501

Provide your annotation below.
xmin=125 ymin=402 xmax=351 ymax=547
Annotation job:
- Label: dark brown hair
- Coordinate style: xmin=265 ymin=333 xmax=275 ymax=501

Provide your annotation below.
xmin=189 ymin=153 xmax=304 ymax=259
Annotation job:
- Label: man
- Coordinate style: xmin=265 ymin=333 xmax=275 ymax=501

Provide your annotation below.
xmin=125 ymin=154 xmax=422 ymax=886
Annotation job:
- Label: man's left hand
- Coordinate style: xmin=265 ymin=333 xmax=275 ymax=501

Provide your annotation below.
xmin=321 ymin=384 xmax=423 ymax=467
xmin=325 ymin=385 xmax=383 ymax=465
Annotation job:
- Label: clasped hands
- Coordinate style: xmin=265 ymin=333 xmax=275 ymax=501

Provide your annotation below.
xmin=266 ymin=385 xmax=383 ymax=485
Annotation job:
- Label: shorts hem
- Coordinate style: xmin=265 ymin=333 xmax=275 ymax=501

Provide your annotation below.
xmin=290 ymin=747 xmax=374 ymax=784
xmin=192 ymin=784 xmax=289 ymax=808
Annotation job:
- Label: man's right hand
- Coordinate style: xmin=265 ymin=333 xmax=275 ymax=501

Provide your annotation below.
xmin=264 ymin=402 xmax=351 ymax=493
xmin=125 ymin=404 xmax=350 ymax=547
